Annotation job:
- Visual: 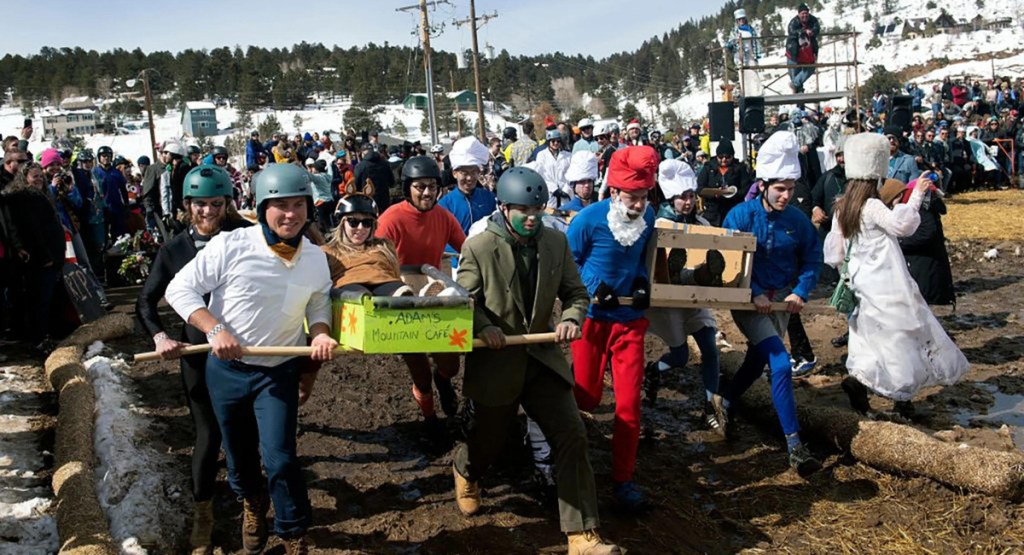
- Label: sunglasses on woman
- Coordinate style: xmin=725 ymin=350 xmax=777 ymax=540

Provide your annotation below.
xmin=345 ymin=217 xmax=374 ymax=228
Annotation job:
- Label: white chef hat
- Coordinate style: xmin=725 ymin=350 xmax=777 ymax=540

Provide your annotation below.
xmin=843 ymin=132 xmax=889 ymax=181
xmin=449 ymin=136 xmax=489 ymax=169
xmin=755 ymin=131 xmax=802 ymax=181
xmin=658 ymin=159 xmax=697 ymax=198
xmin=565 ymin=151 xmax=598 ymax=183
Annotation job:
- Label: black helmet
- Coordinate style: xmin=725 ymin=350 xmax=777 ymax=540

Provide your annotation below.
xmin=137 ymin=155 xmax=151 ymax=166
xmin=97 ymin=146 xmax=113 ymax=158
xmin=77 ymin=149 xmax=95 ymax=162
xmin=211 ymin=146 xmax=229 ymax=158
xmin=401 ymin=155 xmax=442 ymax=197
xmin=496 ymin=167 xmax=549 ymax=207
xmin=187 ymin=145 xmax=201 ymax=156
xmin=113 ymin=155 xmax=130 ymax=167
xmin=503 ymin=126 xmax=518 ymax=140
xmin=334 ymin=194 xmax=378 ymax=218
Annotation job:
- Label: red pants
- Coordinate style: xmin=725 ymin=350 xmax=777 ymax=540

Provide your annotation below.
xmin=572 ymin=317 xmax=648 ymax=482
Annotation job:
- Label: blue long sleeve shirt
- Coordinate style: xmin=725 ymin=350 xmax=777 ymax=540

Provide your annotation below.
xmin=567 ymin=199 xmax=654 ymax=322
xmin=438 ymin=186 xmax=497 ymax=234
xmin=722 ymin=198 xmax=821 ymax=301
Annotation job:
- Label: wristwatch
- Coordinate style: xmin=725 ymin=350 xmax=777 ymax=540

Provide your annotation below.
xmin=206 ymin=323 xmax=225 ymax=341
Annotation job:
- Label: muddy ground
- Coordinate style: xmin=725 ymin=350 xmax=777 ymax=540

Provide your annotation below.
xmin=103 ymin=192 xmax=1024 ymax=555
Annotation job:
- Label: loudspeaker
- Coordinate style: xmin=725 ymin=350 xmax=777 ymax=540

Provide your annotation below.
xmin=708 ymin=101 xmax=735 ymax=142
xmin=888 ymin=95 xmax=913 ymax=133
xmin=738 ymin=96 xmax=765 ymax=134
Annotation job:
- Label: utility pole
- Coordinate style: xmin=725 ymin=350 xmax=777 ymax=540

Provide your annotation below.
xmin=450 ymin=69 xmax=461 ymax=136
xmin=397 ymin=0 xmax=448 ymax=145
xmin=141 ymin=70 xmax=158 ymax=163
xmin=454 ymin=3 xmax=499 ymax=141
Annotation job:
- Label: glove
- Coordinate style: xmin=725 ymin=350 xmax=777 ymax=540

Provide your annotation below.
xmin=630 ymin=277 xmax=651 ymax=311
xmin=594 ymin=282 xmax=620 ymax=309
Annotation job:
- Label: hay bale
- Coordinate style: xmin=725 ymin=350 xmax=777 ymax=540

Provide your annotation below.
xmin=59 ymin=313 xmax=134 ymax=349
xmin=44 ymin=312 xmax=135 ymax=555
xmin=851 ymin=421 xmax=1024 ymax=501
xmin=721 ymin=353 xmax=1024 ymax=500
xmin=46 ymin=345 xmax=85 ymax=392
xmin=53 ymin=462 xmax=118 ymax=555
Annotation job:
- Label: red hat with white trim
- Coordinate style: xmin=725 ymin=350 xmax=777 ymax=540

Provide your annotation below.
xmin=607 ymin=146 xmax=658 ymax=192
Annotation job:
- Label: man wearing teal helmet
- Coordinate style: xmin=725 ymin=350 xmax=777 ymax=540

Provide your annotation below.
xmin=165 ymin=162 xmax=334 ymax=554
xmin=454 ymin=166 xmax=622 ymax=555
xmin=137 ymin=164 xmax=252 ymax=554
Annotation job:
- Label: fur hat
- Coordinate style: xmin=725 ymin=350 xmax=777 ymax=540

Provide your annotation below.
xmin=844 ymin=133 xmax=889 ymax=181
xmin=606 ymin=146 xmax=659 ymax=192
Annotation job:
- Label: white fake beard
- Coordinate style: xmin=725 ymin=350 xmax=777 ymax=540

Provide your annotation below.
xmin=607 ymin=197 xmax=647 ymax=247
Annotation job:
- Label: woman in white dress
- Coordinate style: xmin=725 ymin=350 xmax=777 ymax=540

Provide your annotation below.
xmin=824 ymin=133 xmax=969 ymax=417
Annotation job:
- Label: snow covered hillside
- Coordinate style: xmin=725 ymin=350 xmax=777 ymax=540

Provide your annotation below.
xmin=657 ymin=0 xmax=1024 ymax=119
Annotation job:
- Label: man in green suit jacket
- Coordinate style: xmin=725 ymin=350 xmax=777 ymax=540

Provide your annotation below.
xmin=453 ymin=167 xmax=621 ymax=555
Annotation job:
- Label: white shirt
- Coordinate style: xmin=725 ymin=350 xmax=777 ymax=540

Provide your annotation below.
xmin=533 ymin=148 xmax=573 ymax=209
xmin=165 ymin=225 xmax=332 ymax=367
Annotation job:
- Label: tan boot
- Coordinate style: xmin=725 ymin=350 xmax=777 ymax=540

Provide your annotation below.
xmin=568 ymin=529 xmax=623 ymax=555
xmin=241 ymin=491 xmax=269 ymax=555
xmin=190 ymin=500 xmax=214 ymax=555
xmin=283 ymin=536 xmax=309 ymax=555
xmin=453 ymin=464 xmax=481 ymax=515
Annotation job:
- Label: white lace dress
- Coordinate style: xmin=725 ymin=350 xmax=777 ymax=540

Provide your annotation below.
xmin=824 ymin=190 xmax=969 ymax=401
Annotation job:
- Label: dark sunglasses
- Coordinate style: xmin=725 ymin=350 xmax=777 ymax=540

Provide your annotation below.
xmin=344 ymin=217 xmax=374 ymax=228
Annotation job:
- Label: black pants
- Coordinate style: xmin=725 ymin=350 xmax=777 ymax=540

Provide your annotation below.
xmin=316 ymin=203 xmax=335 ymax=234
xmin=181 ymin=353 xmax=230 ymax=502
xmin=13 ymin=265 xmax=59 ymax=343
xmin=787 ymin=312 xmax=814 ymax=362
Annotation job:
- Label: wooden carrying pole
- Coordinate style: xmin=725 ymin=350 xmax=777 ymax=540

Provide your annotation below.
xmin=134 ymin=332 xmax=559 ymax=363
xmin=601 ymin=297 xmax=835 ymax=314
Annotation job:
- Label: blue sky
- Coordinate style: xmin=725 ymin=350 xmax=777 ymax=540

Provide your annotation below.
xmin=1 ymin=0 xmax=728 ymax=59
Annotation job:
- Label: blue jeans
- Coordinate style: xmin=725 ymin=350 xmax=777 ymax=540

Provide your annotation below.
xmin=725 ymin=336 xmax=799 ymax=435
xmin=787 ymin=58 xmax=814 ymax=91
xmin=205 ymin=356 xmax=311 ymax=537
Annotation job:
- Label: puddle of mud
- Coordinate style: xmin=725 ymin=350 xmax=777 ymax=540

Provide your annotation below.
xmin=953 ymin=382 xmax=1024 ymax=448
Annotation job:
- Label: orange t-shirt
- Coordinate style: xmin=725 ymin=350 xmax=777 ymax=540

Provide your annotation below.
xmin=375 ymin=201 xmax=466 ymax=268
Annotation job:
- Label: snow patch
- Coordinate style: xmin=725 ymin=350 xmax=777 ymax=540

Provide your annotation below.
xmin=0 ymin=365 xmax=59 ymax=554
xmin=84 ymin=346 xmax=185 ymax=553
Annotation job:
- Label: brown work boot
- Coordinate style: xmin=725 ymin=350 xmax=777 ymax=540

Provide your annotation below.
xmin=190 ymin=500 xmax=214 ymax=555
xmin=241 ymin=491 xmax=270 ymax=555
xmin=453 ymin=464 xmax=481 ymax=515
xmin=283 ymin=536 xmax=309 ymax=555
xmin=568 ymin=529 xmax=623 ymax=555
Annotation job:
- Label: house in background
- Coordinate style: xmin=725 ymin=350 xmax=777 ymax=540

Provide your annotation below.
xmin=59 ymin=96 xmax=96 ymax=111
xmin=40 ymin=109 xmax=98 ymax=139
xmin=402 ymin=90 xmax=478 ymax=111
xmin=181 ymin=101 xmax=218 ymax=137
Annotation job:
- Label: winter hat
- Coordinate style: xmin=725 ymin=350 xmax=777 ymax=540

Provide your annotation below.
xmin=658 ymin=159 xmax=698 ymax=199
xmin=40 ymin=148 xmax=63 ymax=168
xmin=606 ymin=146 xmax=659 ymax=192
xmin=755 ymin=131 xmax=801 ymax=181
xmin=843 ymin=132 xmax=889 ymax=181
xmin=882 ymin=125 xmax=904 ymax=140
xmin=879 ymin=178 xmax=908 ymax=206
xmin=305 ymin=158 xmax=316 ymax=167
xmin=449 ymin=136 xmax=489 ymax=169
xmin=734 ymin=8 xmax=747 ymax=19
xmin=626 ymin=120 xmax=642 ymax=132
xmin=303 ymin=132 xmax=313 ymax=142
xmin=797 ymin=3 xmax=810 ymax=13
xmin=566 ymin=151 xmax=599 ymax=183
xmin=716 ymin=140 xmax=735 ymax=157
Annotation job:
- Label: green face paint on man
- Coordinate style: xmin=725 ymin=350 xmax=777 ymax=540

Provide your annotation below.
xmin=506 ymin=207 xmax=541 ymax=237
